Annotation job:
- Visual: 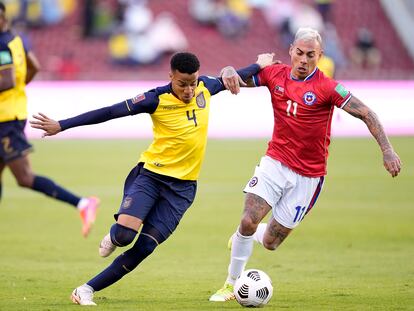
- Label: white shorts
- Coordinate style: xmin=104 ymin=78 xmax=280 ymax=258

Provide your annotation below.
xmin=243 ymin=156 xmax=324 ymax=229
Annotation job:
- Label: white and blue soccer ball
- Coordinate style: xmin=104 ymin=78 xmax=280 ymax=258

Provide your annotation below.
xmin=234 ymin=269 xmax=273 ymax=308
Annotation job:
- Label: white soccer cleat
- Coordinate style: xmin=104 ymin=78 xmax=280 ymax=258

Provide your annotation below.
xmin=209 ymin=283 xmax=235 ymax=302
xmin=71 ymin=284 xmax=97 ymax=306
xmin=99 ymin=233 xmax=117 ymax=257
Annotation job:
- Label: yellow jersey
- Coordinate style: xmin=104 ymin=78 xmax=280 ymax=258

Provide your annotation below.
xmin=137 ymin=77 xmax=223 ymax=180
xmin=0 ymin=31 xmax=28 ymax=122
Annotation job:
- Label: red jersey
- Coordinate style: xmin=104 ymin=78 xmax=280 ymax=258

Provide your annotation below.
xmin=253 ymin=64 xmax=352 ymax=177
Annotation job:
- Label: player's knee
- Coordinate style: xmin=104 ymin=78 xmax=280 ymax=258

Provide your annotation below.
xmin=240 ymin=216 xmax=258 ymax=236
xmin=110 ymin=223 xmax=138 ymax=247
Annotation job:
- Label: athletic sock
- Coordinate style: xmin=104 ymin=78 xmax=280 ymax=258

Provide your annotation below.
xmin=87 ymin=232 xmax=158 ymax=291
xmin=226 ymin=229 xmax=254 ymax=285
xmin=32 ymin=175 xmax=81 ymax=207
xmin=253 ymin=223 xmax=267 ymax=245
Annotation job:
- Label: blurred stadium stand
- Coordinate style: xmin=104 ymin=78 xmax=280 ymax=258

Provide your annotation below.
xmin=8 ymin=0 xmax=414 ymax=80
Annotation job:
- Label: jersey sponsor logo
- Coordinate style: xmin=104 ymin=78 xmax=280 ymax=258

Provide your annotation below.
xmin=132 ymin=93 xmax=145 ymax=104
xmin=303 ymin=91 xmax=317 ymax=106
xmin=196 ymin=92 xmax=206 ymax=108
xmin=162 ymin=105 xmax=179 ymax=110
xmin=0 ymin=51 xmax=12 ymax=65
xmin=273 ymin=85 xmax=285 ymax=96
xmin=153 ymin=162 xmax=164 ymax=167
xmin=335 ymin=83 xmax=349 ymax=98
xmin=249 ymin=176 xmax=258 ymax=187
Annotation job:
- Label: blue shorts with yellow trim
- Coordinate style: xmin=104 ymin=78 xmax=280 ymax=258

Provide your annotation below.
xmin=115 ymin=163 xmax=197 ymax=240
xmin=0 ymin=120 xmax=33 ymax=163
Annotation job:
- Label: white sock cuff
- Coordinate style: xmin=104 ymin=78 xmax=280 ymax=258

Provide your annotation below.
xmin=235 ymin=228 xmax=253 ymax=240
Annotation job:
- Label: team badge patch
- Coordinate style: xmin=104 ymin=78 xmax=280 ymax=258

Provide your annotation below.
xmin=196 ymin=92 xmax=206 ymax=108
xmin=249 ymin=177 xmax=258 ymax=187
xmin=303 ymin=91 xmax=317 ymax=106
xmin=273 ymin=85 xmax=285 ymax=96
xmin=132 ymin=93 xmax=145 ymax=104
xmin=122 ymin=196 xmax=133 ymax=209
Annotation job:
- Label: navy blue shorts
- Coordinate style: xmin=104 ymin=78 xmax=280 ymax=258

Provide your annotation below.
xmin=0 ymin=120 xmax=33 ymax=163
xmin=115 ymin=163 xmax=197 ymax=241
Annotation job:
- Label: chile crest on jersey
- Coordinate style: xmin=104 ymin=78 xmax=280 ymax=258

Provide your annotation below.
xmin=303 ymin=91 xmax=317 ymax=106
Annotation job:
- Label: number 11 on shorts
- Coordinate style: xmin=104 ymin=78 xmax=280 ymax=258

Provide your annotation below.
xmin=293 ymin=205 xmax=307 ymax=223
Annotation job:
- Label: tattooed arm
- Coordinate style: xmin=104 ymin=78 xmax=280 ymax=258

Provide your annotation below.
xmin=342 ymin=96 xmax=402 ymax=177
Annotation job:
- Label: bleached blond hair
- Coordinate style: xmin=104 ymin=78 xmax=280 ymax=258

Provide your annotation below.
xmin=294 ymin=27 xmax=323 ymax=47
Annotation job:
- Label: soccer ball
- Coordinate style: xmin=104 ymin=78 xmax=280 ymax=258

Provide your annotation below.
xmin=234 ymin=269 xmax=273 ymax=307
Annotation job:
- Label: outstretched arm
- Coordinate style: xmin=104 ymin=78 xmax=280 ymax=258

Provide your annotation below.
xmin=30 ymin=101 xmax=134 ymax=137
xmin=30 ymin=91 xmax=158 ymax=137
xmin=221 ymin=53 xmax=278 ymax=94
xmin=342 ymin=96 xmax=402 ymax=177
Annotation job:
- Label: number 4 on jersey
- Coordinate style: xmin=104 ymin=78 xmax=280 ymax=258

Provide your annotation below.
xmin=186 ymin=109 xmax=197 ymax=126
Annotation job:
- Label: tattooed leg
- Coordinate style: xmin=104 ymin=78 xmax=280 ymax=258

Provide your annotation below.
xmin=262 ymin=217 xmax=292 ymax=251
xmin=239 ymin=193 xmax=271 ymax=236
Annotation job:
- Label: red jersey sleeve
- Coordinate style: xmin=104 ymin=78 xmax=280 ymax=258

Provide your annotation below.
xmin=323 ymin=77 xmax=352 ymax=108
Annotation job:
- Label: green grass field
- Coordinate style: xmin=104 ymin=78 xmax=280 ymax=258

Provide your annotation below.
xmin=0 ymin=137 xmax=413 ymax=310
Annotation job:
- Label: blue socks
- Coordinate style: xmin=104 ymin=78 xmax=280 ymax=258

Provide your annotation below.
xmin=31 ymin=175 xmax=80 ymax=206
xmin=87 ymin=229 xmax=160 ymax=291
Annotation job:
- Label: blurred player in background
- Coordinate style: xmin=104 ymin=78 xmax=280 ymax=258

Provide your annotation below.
xmin=317 ymin=54 xmax=335 ymax=78
xmin=30 ymin=52 xmax=276 ymax=306
xmin=209 ymin=27 xmax=401 ymax=302
xmin=0 ymin=2 xmax=99 ymax=237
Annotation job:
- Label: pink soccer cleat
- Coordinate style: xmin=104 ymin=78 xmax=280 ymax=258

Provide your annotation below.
xmin=79 ymin=196 xmax=100 ymax=238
